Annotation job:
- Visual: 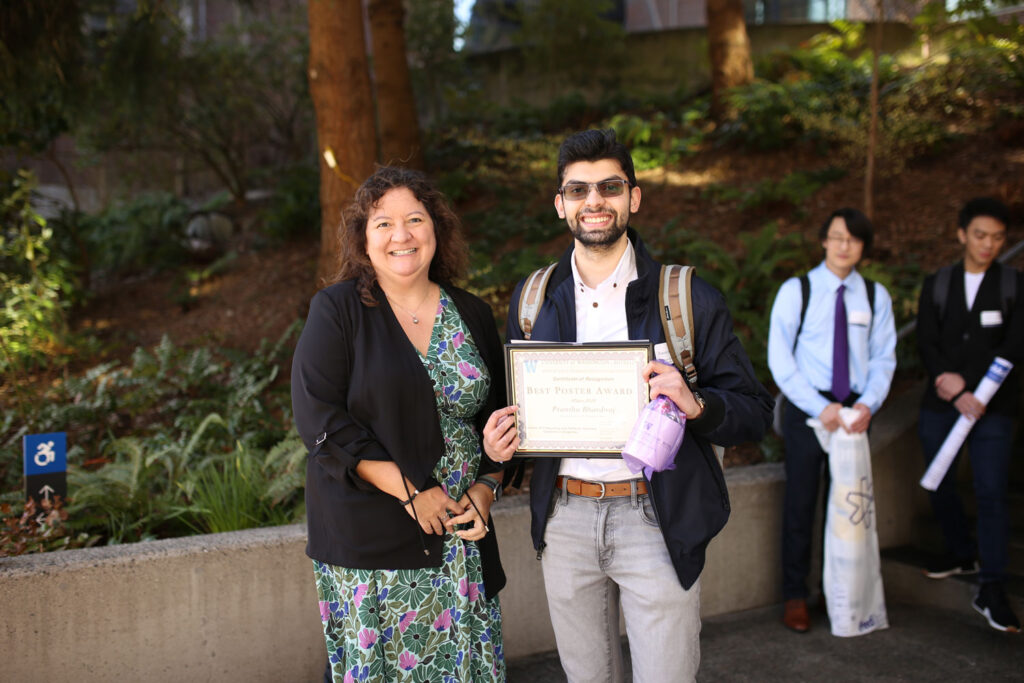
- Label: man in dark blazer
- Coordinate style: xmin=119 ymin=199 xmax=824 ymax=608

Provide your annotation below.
xmin=916 ymin=196 xmax=1023 ymax=633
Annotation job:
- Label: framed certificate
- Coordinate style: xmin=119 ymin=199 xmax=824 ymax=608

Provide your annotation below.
xmin=504 ymin=341 xmax=653 ymax=457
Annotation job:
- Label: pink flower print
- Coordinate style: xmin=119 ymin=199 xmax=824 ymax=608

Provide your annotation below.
xmin=358 ymin=628 xmax=377 ymax=649
xmin=452 ymin=331 xmax=465 ymax=348
xmin=353 ymin=583 xmax=368 ymax=608
xmin=458 ymin=579 xmax=480 ymax=601
xmin=399 ymin=651 xmax=418 ymax=671
xmin=399 ymin=610 xmax=418 ymax=633
xmin=344 ymin=671 xmax=356 ymax=683
xmin=319 ymin=601 xmax=330 ymax=622
xmin=433 ymin=609 xmax=452 ymax=631
xmin=457 ymin=361 xmax=480 ymax=380
xmin=461 ymin=461 xmax=469 ymax=477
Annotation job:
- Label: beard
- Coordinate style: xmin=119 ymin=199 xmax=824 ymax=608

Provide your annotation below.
xmin=568 ymin=209 xmax=628 ymax=250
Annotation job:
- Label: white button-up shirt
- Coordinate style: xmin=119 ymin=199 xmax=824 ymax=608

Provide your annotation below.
xmin=558 ymin=240 xmax=642 ymax=482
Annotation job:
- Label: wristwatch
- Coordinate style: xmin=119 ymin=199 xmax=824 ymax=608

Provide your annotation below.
xmin=477 ymin=475 xmax=502 ymax=502
xmin=691 ymin=389 xmax=706 ymax=418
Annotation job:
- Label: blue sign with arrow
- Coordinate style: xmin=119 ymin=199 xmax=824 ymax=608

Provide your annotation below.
xmin=23 ymin=432 xmax=68 ymax=507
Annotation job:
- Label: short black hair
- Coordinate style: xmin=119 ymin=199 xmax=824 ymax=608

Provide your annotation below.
xmin=819 ymin=207 xmax=874 ymax=256
xmin=557 ymin=129 xmax=637 ymax=189
xmin=958 ymin=197 xmax=1009 ymax=230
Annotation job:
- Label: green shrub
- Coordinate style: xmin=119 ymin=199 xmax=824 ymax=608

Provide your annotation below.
xmin=721 ymin=18 xmax=1020 ymax=170
xmin=652 ymin=221 xmax=817 ymax=384
xmin=0 ymin=325 xmax=305 ymax=547
xmin=82 ymin=191 xmax=191 ymax=275
xmin=262 ymin=164 xmax=320 ymax=241
xmin=178 ymin=441 xmax=299 ymax=535
xmin=608 ymin=108 xmax=710 ymax=169
xmin=738 ymin=168 xmax=847 ymax=212
xmin=0 ymin=170 xmax=78 ymax=373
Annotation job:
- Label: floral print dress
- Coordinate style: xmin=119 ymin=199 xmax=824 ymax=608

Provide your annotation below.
xmin=314 ymin=288 xmax=505 ymax=683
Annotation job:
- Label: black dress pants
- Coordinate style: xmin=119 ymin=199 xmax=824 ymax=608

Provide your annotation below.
xmin=781 ymin=400 xmax=830 ymax=601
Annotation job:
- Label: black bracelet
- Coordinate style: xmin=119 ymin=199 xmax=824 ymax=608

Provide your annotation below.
xmin=477 ymin=475 xmax=502 ymax=502
xmin=950 ymin=389 xmax=967 ymax=403
xmin=399 ymin=489 xmax=419 ymax=506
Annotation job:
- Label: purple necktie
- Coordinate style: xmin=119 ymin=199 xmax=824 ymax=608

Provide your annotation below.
xmin=831 ymin=284 xmax=850 ymax=402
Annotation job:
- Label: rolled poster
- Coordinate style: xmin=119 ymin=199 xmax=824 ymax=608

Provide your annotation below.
xmin=920 ymin=357 xmax=1013 ymax=491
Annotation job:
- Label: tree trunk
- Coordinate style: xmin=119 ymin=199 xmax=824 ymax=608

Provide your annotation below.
xmin=307 ymin=0 xmax=378 ymax=286
xmin=864 ymin=4 xmax=884 ymax=220
xmin=368 ymin=0 xmax=424 ymax=169
xmin=705 ymin=0 xmax=754 ymax=121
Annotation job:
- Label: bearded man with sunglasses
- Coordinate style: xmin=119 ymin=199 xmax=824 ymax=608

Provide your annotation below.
xmin=483 ymin=129 xmax=773 ymax=682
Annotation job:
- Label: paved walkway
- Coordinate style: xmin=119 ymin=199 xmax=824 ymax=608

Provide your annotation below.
xmin=507 ymin=601 xmax=1023 ymax=682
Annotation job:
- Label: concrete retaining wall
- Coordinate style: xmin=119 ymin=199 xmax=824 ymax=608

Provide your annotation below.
xmin=0 ymin=390 xmax=925 ymax=682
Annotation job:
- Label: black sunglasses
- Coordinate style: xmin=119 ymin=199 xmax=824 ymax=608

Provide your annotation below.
xmin=558 ymin=179 xmax=630 ymax=201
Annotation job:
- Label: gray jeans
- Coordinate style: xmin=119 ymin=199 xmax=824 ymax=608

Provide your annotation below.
xmin=541 ymin=486 xmax=701 ymax=683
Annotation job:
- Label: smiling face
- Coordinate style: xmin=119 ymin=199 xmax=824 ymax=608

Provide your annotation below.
xmin=822 ymin=216 xmax=864 ymax=279
xmin=958 ymin=215 xmax=1006 ymax=273
xmin=554 ymin=158 xmax=641 ymax=251
xmin=364 ymin=187 xmax=437 ymax=289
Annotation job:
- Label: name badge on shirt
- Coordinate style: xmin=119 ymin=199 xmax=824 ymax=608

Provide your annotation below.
xmin=980 ymin=310 xmax=1003 ymax=327
xmin=849 ymin=310 xmax=872 ymax=327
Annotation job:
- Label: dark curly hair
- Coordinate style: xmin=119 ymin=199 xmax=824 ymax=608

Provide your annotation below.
xmin=329 ymin=166 xmax=468 ymax=306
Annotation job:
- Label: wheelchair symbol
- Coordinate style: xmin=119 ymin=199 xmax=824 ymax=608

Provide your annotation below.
xmin=34 ymin=441 xmax=56 ymax=468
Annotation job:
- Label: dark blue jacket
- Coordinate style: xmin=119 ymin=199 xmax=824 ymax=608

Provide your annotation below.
xmin=506 ymin=230 xmax=773 ymax=589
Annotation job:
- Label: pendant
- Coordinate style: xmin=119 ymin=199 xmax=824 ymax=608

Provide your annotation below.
xmin=412 ymin=316 xmax=419 ymax=324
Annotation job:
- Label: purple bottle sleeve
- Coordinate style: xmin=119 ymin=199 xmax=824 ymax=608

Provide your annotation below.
xmin=622 ymin=395 xmax=686 ymax=477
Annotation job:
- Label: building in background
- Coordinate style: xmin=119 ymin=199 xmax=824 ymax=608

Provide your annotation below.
xmin=466 ymin=0 xmax=1023 ymax=51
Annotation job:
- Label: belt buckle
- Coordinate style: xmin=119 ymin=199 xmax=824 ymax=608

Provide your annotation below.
xmin=595 ymin=481 xmax=606 ymax=500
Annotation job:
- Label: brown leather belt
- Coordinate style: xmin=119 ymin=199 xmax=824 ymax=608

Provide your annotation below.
xmin=555 ymin=476 xmax=647 ymax=499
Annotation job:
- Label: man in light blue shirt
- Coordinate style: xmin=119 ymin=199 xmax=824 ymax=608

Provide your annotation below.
xmin=767 ymin=207 xmax=897 ymax=633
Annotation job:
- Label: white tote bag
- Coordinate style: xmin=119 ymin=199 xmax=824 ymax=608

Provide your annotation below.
xmin=808 ymin=408 xmax=889 ymax=637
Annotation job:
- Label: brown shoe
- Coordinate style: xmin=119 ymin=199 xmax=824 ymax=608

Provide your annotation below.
xmin=783 ymin=598 xmax=810 ymax=633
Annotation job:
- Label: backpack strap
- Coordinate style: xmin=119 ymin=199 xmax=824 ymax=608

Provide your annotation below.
xmin=933 ymin=264 xmax=955 ymax=322
xmin=659 ymin=264 xmax=726 ymax=467
xmin=1000 ymin=263 xmax=1018 ymax=319
xmin=793 ymin=273 xmax=811 ymax=352
xmin=517 ymin=263 xmax=557 ymax=340
xmin=864 ymin=277 xmax=876 ymax=335
xmin=659 ymin=264 xmax=698 ymax=385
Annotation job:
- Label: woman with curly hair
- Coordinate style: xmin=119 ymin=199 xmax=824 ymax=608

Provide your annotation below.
xmin=291 ymin=166 xmax=509 ymax=681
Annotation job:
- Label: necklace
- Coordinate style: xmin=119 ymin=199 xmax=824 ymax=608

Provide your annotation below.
xmin=385 ymin=286 xmax=433 ymax=324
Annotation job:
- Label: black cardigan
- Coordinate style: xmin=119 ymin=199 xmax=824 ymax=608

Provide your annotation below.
xmin=917 ymin=261 xmax=1024 ymax=416
xmin=291 ymin=280 xmax=507 ymax=596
